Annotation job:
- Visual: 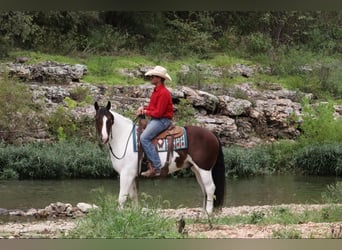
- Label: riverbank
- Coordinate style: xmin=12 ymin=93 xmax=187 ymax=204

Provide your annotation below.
xmin=1 ymin=204 xmax=342 ymax=239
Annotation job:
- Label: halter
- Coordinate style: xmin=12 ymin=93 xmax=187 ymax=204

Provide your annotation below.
xmin=107 ymin=115 xmax=140 ymax=160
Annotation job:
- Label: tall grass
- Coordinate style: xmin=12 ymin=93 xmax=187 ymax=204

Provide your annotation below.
xmin=69 ymin=192 xmax=182 ymax=239
xmin=294 ymin=143 xmax=342 ymax=176
xmin=0 ymin=140 xmax=114 ymax=179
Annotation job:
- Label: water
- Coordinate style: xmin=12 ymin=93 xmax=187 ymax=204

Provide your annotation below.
xmin=0 ymin=175 xmax=341 ymax=210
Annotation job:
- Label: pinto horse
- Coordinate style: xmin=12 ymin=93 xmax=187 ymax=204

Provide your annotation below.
xmin=94 ymin=101 xmax=225 ymax=214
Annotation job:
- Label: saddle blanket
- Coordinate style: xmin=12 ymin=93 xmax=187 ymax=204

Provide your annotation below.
xmin=133 ymin=125 xmax=188 ymax=152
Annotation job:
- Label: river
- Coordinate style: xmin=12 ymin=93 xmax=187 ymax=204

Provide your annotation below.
xmin=0 ymin=175 xmax=341 ymax=210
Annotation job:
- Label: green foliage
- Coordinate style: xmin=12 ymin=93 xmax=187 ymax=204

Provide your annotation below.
xmin=213 ymin=205 xmax=342 ymax=229
xmin=81 ymin=25 xmax=129 ymax=54
xmin=144 ymin=16 xmax=215 ymax=58
xmin=249 ymin=211 xmax=265 ymax=224
xmin=0 ymin=77 xmax=42 ymax=143
xmin=245 ymin=32 xmax=273 ymax=54
xmin=0 ymin=168 xmax=19 ymax=180
xmin=293 ymin=143 xmax=342 ymax=176
xmin=47 ymin=106 xmax=76 ymax=141
xmin=69 ymin=86 xmax=93 ymax=104
xmin=173 ymin=99 xmax=196 ymax=126
xmin=64 ymin=97 xmax=77 ymax=109
xmin=69 ymin=192 xmax=182 ymax=238
xmin=322 ymin=182 xmax=342 ymax=203
xmin=299 ymin=99 xmax=342 ymax=143
xmin=0 ymin=141 xmax=113 ymax=179
xmin=272 ymin=229 xmax=302 ymax=239
xmin=223 ymin=146 xmax=275 ymax=177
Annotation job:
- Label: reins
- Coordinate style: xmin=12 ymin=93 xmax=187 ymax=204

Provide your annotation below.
xmin=107 ymin=115 xmax=141 ymax=160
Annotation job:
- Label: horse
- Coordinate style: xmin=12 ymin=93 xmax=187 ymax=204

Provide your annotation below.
xmin=94 ymin=101 xmax=225 ymax=214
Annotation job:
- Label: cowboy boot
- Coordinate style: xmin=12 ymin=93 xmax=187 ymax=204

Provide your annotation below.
xmin=141 ymin=162 xmax=160 ymax=177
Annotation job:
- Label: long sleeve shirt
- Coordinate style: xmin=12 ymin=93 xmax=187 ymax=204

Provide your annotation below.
xmin=144 ymin=84 xmax=174 ymax=119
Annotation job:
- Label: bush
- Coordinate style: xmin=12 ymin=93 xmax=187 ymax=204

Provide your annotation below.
xmin=0 ymin=77 xmax=43 ymax=144
xmin=81 ymin=25 xmax=129 ymax=54
xmin=245 ymin=32 xmax=273 ymax=54
xmin=294 ymin=143 xmax=342 ymax=176
xmin=144 ymin=18 xmax=215 ymax=58
xmin=299 ymin=99 xmax=342 ymax=144
xmin=0 ymin=141 xmax=114 ymax=179
xmin=69 ymin=86 xmax=92 ymax=102
xmin=223 ymin=145 xmax=275 ymax=177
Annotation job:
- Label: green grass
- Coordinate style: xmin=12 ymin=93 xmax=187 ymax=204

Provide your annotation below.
xmin=209 ymin=205 xmax=342 ymax=227
xmin=69 ymin=192 xmax=183 ymax=239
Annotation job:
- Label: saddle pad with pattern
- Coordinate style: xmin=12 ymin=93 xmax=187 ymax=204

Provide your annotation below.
xmin=133 ymin=125 xmax=188 ymax=152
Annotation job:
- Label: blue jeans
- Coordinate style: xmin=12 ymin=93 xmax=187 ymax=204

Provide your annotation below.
xmin=140 ymin=118 xmax=172 ymax=170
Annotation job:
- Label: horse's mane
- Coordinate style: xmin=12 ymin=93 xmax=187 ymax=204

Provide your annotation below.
xmin=111 ymin=111 xmax=134 ymax=124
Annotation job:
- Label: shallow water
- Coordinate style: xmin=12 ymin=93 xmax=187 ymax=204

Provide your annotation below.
xmin=0 ymin=175 xmax=341 ymax=210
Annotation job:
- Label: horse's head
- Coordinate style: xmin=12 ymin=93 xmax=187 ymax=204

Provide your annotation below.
xmin=94 ymin=101 xmax=114 ymax=144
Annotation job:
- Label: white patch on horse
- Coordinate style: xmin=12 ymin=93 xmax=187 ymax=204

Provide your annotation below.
xmin=101 ymin=116 xmax=108 ymax=143
xmin=166 ymin=153 xmax=192 ymax=174
xmin=189 ymin=158 xmax=215 ymax=214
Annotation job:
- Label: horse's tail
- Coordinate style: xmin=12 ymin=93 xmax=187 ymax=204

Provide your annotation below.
xmin=212 ymin=138 xmax=226 ymax=208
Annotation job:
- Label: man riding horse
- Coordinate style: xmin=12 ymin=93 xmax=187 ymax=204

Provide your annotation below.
xmin=136 ymin=66 xmax=174 ymax=177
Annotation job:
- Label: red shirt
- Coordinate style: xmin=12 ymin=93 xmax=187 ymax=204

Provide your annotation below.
xmin=145 ymin=84 xmax=174 ymax=119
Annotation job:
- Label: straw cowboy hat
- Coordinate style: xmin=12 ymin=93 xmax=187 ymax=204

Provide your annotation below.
xmin=145 ymin=65 xmax=172 ymax=81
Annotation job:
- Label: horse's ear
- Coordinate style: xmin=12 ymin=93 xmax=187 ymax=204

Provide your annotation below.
xmin=106 ymin=101 xmax=111 ymax=110
xmin=94 ymin=102 xmax=99 ymax=111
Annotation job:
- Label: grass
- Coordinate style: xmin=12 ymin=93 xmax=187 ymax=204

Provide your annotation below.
xmin=213 ymin=205 xmax=342 ymax=226
xmin=69 ymin=192 xmax=183 ymax=239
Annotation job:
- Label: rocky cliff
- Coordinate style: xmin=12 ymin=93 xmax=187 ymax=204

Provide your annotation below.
xmin=3 ymin=61 xmax=341 ymax=147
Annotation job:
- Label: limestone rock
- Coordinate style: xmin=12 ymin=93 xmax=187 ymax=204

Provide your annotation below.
xmin=76 ymin=202 xmax=98 ymax=213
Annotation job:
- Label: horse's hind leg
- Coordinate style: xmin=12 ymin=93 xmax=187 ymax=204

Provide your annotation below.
xmin=191 ymin=166 xmax=206 ymax=209
xmin=192 ymin=165 xmax=215 ymax=214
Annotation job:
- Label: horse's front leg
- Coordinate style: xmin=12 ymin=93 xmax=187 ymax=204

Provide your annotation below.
xmin=118 ymin=170 xmax=137 ymax=209
xmin=128 ymin=179 xmax=138 ymax=207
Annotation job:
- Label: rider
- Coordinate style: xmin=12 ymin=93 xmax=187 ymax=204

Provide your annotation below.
xmin=136 ymin=66 xmax=174 ymax=177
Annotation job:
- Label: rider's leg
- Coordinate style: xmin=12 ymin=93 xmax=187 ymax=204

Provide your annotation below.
xmin=140 ymin=118 xmax=171 ymax=172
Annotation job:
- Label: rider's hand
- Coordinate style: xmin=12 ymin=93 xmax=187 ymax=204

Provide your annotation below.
xmin=136 ymin=106 xmax=144 ymax=116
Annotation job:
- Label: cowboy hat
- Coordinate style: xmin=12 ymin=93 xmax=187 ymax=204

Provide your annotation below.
xmin=145 ymin=65 xmax=172 ymax=81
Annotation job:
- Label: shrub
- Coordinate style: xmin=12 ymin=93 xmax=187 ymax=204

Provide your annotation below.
xmin=223 ymin=145 xmax=274 ymax=177
xmin=69 ymin=86 xmax=91 ymax=102
xmin=144 ymin=18 xmax=215 ymax=58
xmin=299 ymin=99 xmax=342 ymax=144
xmin=0 ymin=77 xmax=42 ymax=144
xmin=0 ymin=141 xmax=114 ymax=179
xmin=245 ymin=32 xmax=273 ymax=54
xmin=81 ymin=25 xmax=129 ymax=54
xmin=294 ymin=143 xmax=342 ymax=176
xmin=46 ymin=106 xmax=96 ymax=141
xmin=272 ymin=229 xmax=302 ymax=239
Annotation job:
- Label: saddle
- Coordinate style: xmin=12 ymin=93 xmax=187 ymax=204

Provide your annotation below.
xmin=154 ymin=125 xmax=184 ymax=141
xmin=137 ymin=116 xmax=184 ymax=177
